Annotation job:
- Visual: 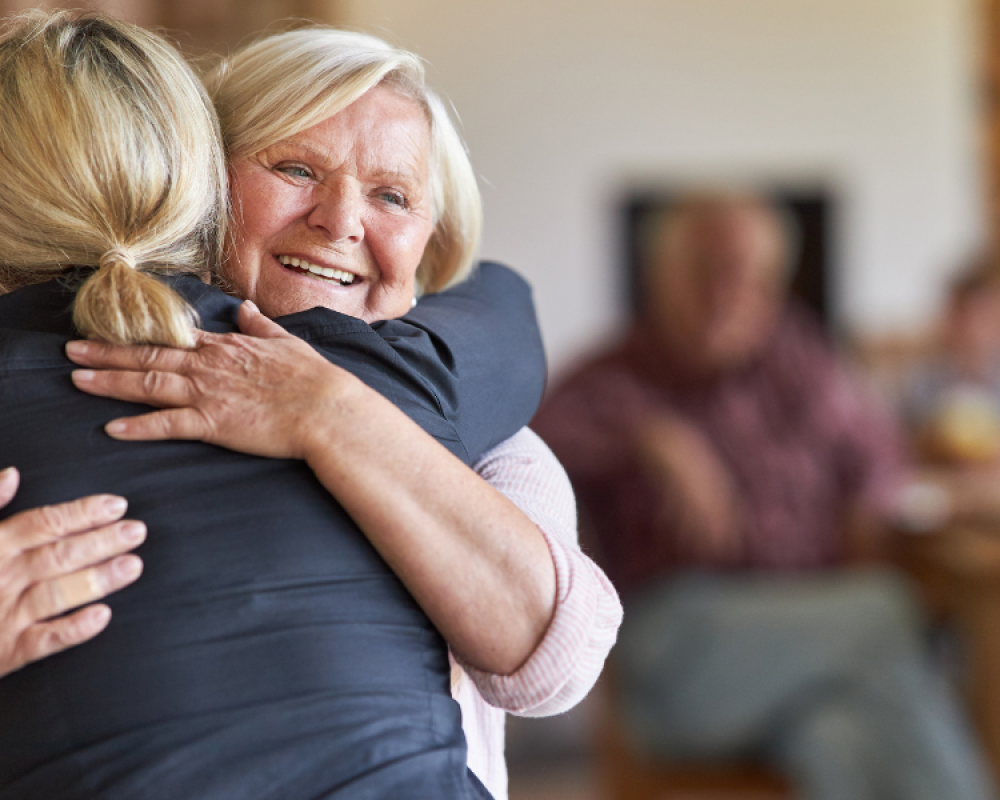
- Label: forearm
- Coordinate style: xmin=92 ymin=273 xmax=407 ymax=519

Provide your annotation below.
xmin=462 ymin=525 xmax=622 ymax=715
xmin=458 ymin=429 xmax=621 ymax=714
xmin=303 ymin=379 xmax=557 ymax=675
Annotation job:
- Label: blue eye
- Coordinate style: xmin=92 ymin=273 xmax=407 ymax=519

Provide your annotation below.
xmin=276 ymin=164 xmax=312 ymax=179
xmin=379 ymin=192 xmax=410 ymax=208
xmin=378 ymin=191 xmax=408 ymax=209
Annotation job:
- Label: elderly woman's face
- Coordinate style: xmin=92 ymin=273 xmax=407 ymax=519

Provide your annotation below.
xmin=224 ymin=85 xmax=435 ymax=323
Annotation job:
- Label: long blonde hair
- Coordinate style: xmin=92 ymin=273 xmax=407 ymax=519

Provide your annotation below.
xmin=207 ymin=27 xmax=481 ymax=294
xmin=0 ymin=11 xmax=227 ymax=347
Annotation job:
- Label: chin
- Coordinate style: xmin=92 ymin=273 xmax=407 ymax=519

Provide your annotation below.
xmin=269 ymin=280 xmax=363 ymax=318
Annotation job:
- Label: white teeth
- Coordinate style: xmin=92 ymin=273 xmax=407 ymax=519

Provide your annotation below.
xmin=278 ymin=255 xmax=356 ymax=285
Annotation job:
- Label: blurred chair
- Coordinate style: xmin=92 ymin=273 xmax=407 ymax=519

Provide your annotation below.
xmin=594 ymin=672 xmax=794 ymax=800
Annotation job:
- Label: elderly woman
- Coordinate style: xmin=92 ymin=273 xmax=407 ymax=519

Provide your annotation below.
xmin=0 ymin=17 xmax=620 ymax=800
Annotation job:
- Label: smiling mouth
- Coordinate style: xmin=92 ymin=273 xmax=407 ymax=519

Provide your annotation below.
xmin=277 ymin=255 xmax=357 ymax=286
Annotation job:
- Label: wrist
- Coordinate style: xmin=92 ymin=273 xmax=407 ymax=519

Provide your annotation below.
xmin=295 ymin=365 xmax=371 ymax=465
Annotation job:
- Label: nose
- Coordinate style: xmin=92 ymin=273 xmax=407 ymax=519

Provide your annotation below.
xmin=307 ymin=182 xmax=364 ymax=244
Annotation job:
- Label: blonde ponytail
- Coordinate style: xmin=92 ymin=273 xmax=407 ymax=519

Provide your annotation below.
xmin=73 ymin=248 xmax=199 ymax=348
xmin=0 ymin=11 xmax=227 ymax=347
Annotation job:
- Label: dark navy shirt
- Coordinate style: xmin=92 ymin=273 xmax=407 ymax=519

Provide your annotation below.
xmin=0 ymin=263 xmax=545 ymax=799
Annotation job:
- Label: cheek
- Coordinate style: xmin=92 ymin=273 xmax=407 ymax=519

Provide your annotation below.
xmin=219 ymin=255 xmax=255 ymax=310
xmin=221 ymin=219 xmax=261 ymax=297
xmin=231 ymin=168 xmax=299 ymax=247
xmin=370 ymin=219 xmax=434 ymax=282
xmin=236 ymin=192 xmax=278 ymax=242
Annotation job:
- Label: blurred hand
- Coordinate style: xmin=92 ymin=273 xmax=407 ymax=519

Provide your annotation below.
xmin=635 ymin=413 xmax=743 ymax=561
xmin=67 ymin=301 xmax=360 ymax=460
xmin=0 ymin=467 xmax=144 ymax=678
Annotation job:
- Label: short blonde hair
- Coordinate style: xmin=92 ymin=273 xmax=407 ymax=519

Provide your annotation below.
xmin=0 ymin=11 xmax=227 ymax=347
xmin=207 ymin=27 xmax=481 ymax=294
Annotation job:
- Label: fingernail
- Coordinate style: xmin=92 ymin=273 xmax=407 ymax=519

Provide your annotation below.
xmin=0 ymin=466 xmax=16 ymax=482
xmin=104 ymin=496 xmax=127 ymax=515
xmin=106 ymin=420 xmax=127 ymax=436
xmin=119 ymin=522 xmax=146 ymax=544
xmin=115 ymin=555 xmax=142 ymax=580
xmin=66 ymin=341 xmax=89 ymax=358
xmin=243 ymin=299 xmax=259 ymax=313
xmin=87 ymin=605 xmax=112 ymax=627
xmin=72 ymin=369 xmax=95 ymax=382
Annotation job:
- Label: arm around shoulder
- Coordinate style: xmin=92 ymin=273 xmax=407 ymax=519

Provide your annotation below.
xmin=378 ymin=262 xmax=547 ymax=460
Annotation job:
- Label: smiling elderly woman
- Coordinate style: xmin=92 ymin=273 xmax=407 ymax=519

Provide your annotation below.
xmin=0 ymin=19 xmax=620 ymax=800
xmin=227 ymin=85 xmax=435 ymax=320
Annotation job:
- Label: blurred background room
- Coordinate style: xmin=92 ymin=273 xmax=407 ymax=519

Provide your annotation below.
xmin=7 ymin=0 xmax=1000 ymax=798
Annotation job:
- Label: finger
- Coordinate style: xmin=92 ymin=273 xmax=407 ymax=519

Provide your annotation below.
xmin=11 ymin=604 xmax=112 ymax=673
xmin=72 ymin=368 xmax=193 ymax=409
xmin=65 ymin=339 xmax=193 ymax=372
xmin=2 ymin=494 xmax=128 ymax=553
xmin=24 ymin=521 xmax=146 ymax=583
xmin=238 ymin=300 xmax=295 ymax=340
xmin=0 ymin=466 xmax=19 ymax=509
xmin=104 ymin=408 xmax=212 ymax=442
xmin=22 ymin=555 xmax=143 ymax=622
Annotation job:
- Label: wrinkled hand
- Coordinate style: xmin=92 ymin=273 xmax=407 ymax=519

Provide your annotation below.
xmin=0 ymin=467 xmax=144 ymax=678
xmin=636 ymin=414 xmax=744 ymax=561
xmin=67 ymin=301 xmax=360 ymax=460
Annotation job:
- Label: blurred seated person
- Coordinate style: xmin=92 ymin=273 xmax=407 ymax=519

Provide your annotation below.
xmin=533 ymin=193 xmax=996 ymax=800
xmin=896 ymin=259 xmax=1000 ymax=526
xmin=905 ymin=257 xmax=1000 ymax=467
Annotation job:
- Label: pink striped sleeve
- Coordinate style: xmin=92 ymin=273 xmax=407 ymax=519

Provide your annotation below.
xmin=460 ymin=427 xmax=622 ymax=716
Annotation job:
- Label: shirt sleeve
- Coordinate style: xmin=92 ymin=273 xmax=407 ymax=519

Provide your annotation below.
xmin=827 ymin=358 xmax=908 ymax=515
xmin=284 ymin=262 xmax=547 ymax=467
xmin=455 ymin=427 xmax=623 ymax=717
xmin=373 ymin=261 xmax=547 ymax=462
xmin=780 ymin=312 xmax=907 ymax=516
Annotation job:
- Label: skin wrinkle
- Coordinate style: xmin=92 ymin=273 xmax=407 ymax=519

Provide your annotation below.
xmin=224 ymin=85 xmax=434 ymax=323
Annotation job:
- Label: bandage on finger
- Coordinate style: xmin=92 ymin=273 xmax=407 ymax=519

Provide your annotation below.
xmin=25 ymin=569 xmax=102 ymax=622
xmin=54 ymin=570 xmax=102 ymax=612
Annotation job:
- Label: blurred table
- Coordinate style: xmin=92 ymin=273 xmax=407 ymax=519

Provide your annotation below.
xmin=893 ymin=524 xmax=1000 ymax=786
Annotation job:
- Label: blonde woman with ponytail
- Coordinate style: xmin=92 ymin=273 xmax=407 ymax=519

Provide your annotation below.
xmin=0 ymin=8 xmax=226 ymax=706
xmin=0 ymin=11 xmax=226 ymax=347
xmin=0 ymin=10 xmax=579 ymax=800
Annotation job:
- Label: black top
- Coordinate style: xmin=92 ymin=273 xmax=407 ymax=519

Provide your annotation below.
xmin=0 ymin=263 xmax=545 ymax=800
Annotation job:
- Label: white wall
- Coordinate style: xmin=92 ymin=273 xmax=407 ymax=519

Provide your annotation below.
xmin=342 ymin=0 xmax=983 ymax=371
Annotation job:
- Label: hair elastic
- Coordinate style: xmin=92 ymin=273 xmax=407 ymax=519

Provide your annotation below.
xmin=99 ymin=248 xmax=137 ymax=270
